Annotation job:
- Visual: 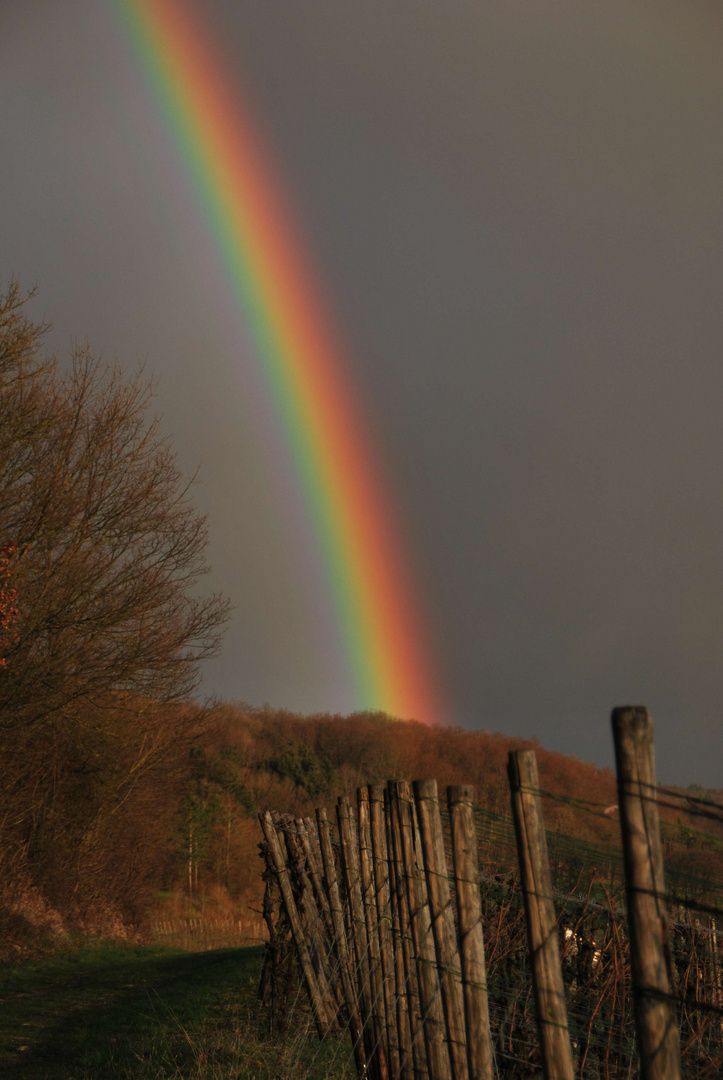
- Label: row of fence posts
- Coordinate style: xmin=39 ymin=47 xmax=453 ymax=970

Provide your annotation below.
xmin=258 ymin=706 xmax=683 ymax=1080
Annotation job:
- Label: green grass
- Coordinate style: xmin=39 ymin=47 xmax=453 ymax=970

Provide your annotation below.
xmin=0 ymin=944 xmax=355 ymax=1079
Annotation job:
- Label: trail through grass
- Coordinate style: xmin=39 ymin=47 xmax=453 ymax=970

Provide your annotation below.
xmin=0 ymin=944 xmax=355 ymax=1079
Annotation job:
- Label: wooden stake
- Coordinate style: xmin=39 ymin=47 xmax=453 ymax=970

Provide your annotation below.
xmin=388 ymin=781 xmax=429 ymax=1080
xmin=386 ymin=785 xmax=416 ymax=1080
xmin=298 ymin=816 xmax=332 ymax=926
xmin=414 ymin=779 xmax=469 ymax=1080
xmin=317 ymin=806 xmax=367 ymax=1078
xmin=447 ymin=785 xmax=494 ymax=1080
xmin=295 ymin=817 xmax=338 ymax=1005
xmin=508 ymin=751 xmax=574 ymax=1080
xmin=370 ymin=783 xmax=401 ymax=1079
xmin=395 ymin=780 xmax=452 ymax=1080
xmin=359 ymin=787 xmax=390 ymax=1080
xmin=338 ymin=795 xmax=377 ymax=1077
xmin=259 ymin=811 xmax=332 ymax=1037
xmin=612 ymin=706 xmax=681 ymax=1080
xmin=282 ymin=819 xmax=338 ymax=1021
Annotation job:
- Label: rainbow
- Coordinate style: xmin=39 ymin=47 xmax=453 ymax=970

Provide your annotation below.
xmin=113 ymin=0 xmax=442 ymax=724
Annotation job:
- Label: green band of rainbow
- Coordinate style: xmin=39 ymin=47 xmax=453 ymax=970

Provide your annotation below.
xmin=113 ymin=0 xmax=442 ymax=723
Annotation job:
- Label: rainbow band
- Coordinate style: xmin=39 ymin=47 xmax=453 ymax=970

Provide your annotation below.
xmin=114 ymin=0 xmax=441 ymax=723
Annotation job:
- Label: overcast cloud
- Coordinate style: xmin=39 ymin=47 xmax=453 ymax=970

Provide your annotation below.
xmin=2 ymin=0 xmax=723 ymax=785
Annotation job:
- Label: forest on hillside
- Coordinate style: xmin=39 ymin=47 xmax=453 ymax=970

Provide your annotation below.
xmin=4 ymin=694 xmax=723 ymax=960
xmin=1 ymin=282 xmax=722 ymax=961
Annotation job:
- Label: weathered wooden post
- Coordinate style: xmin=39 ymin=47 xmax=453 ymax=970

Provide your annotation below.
xmin=297 ymin=817 xmax=333 ymax=928
xmin=359 ymin=787 xmax=390 ymax=1080
xmin=259 ymin=811 xmax=333 ymax=1037
xmin=447 ymin=785 xmax=495 ymax=1080
xmin=386 ymin=784 xmax=416 ymax=1080
xmin=370 ymin=783 xmax=401 ymax=1079
xmin=282 ymin=818 xmax=337 ymax=1012
xmin=294 ymin=818 xmax=336 ymax=984
xmin=709 ymin=915 xmax=723 ymax=1047
xmin=612 ymin=706 xmax=681 ymax=1080
xmin=317 ymin=806 xmax=367 ymax=1077
xmin=508 ymin=750 xmax=575 ymax=1080
xmin=396 ymin=780 xmax=453 ymax=1080
xmin=388 ymin=781 xmax=429 ymax=1080
xmin=338 ymin=795 xmax=377 ymax=1077
xmin=414 ymin=779 xmax=469 ymax=1080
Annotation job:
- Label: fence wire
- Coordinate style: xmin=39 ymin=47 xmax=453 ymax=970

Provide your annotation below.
xmin=260 ymin=778 xmax=723 ymax=1080
xmin=460 ymin=784 xmax=723 ymax=1079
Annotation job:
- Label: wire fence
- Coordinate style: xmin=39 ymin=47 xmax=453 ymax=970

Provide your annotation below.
xmin=149 ymin=915 xmax=268 ymax=952
xmin=257 ymin=708 xmax=722 ymax=1080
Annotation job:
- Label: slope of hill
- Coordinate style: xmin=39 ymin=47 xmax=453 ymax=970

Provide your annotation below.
xmin=183 ymin=705 xmax=723 ymax=924
xmin=3 ymin=703 xmax=721 ymax=957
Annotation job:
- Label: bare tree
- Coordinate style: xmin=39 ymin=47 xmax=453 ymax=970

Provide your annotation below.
xmin=0 ymin=282 xmax=232 ymax=933
xmin=0 ymin=282 xmax=229 ymax=730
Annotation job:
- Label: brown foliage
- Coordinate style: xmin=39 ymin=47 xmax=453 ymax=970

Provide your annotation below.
xmin=0 ymin=543 xmax=19 ymax=667
xmin=199 ymin=705 xmax=722 ymax=921
xmin=0 ymin=696 xmax=200 ymax=945
xmin=0 ymin=282 xmax=229 ymax=727
xmin=0 ymin=282 xmax=229 ymax=943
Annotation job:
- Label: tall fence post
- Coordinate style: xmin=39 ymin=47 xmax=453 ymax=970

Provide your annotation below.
xmin=447 ymin=785 xmax=495 ymax=1080
xmin=414 ymin=779 xmax=469 ymax=1080
xmin=259 ymin=811 xmax=333 ymax=1037
xmin=281 ymin=818 xmax=337 ymax=1016
xmin=508 ymin=750 xmax=575 ymax=1080
xmin=316 ymin=806 xmax=367 ymax=1078
xmin=359 ymin=786 xmax=390 ymax=1080
xmin=292 ymin=817 xmax=337 ymax=1002
xmin=389 ymin=781 xmax=430 ymax=1080
xmin=338 ymin=795 xmax=378 ymax=1078
xmin=612 ymin=706 xmax=681 ymax=1080
xmin=386 ymin=783 xmax=417 ymax=1080
xmin=370 ymin=783 xmax=401 ymax=1079
xmin=396 ymin=780 xmax=453 ymax=1080
xmin=297 ymin=816 xmax=332 ymax=930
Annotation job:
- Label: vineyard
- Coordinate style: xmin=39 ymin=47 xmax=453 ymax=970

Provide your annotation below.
xmin=258 ymin=708 xmax=723 ymax=1080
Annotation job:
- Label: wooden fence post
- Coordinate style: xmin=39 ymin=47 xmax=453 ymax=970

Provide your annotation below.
xmin=612 ymin=706 xmax=681 ymax=1080
xmin=710 ymin=915 xmax=723 ymax=1045
xmin=338 ymin=795 xmax=378 ymax=1078
xmin=447 ymin=785 xmax=494 ymax=1080
xmin=294 ymin=817 xmax=336 ymax=988
xmin=259 ymin=811 xmax=333 ymax=1037
xmin=317 ymin=806 xmax=367 ymax=1078
xmin=396 ymin=780 xmax=453 ymax=1080
xmin=359 ymin=787 xmax=390 ymax=1080
xmin=508 ymin=750 xmax=575 ymax=1080
xmin=370 ymin=783 xmax=401 ymax=1079
xmin=281 ymin=818 xmax=337 ymax=1015
xmin=386 ymin=784 xmax=417 ymax=1080
xmin=297 ymin=816 xmax=333 ymax=929
xmin=414 ymin=779 xmax=469 ymax=1080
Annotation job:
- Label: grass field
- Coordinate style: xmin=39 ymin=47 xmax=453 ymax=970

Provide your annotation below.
xmin=0 ymin=944 xmax=355 ymax=1079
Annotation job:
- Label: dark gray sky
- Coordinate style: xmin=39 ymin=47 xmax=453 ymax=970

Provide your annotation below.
xmin=3 ymin=0 xmax=723 ymax=785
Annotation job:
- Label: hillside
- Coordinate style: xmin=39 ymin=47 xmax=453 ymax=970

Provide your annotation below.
xmin=3 ymin=705 xmax=722 ymax=957
xmin=189 ymin=705 xmax=723 ymax=922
